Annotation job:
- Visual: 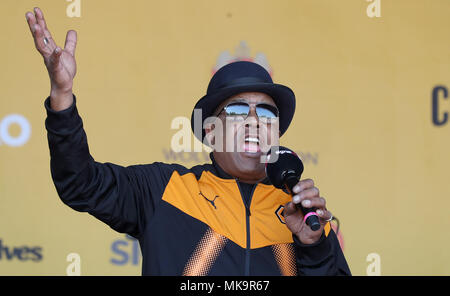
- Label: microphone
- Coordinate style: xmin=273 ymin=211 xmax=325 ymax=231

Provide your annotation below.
xmin=265 ymin=146 xmax=321 ymax=231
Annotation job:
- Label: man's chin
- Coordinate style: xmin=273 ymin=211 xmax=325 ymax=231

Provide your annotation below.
xmin=238 ymin=142 xmax=265 ymax=159
xmin=213 ymin=150 xmax=266 ymax=181
xmin=234 ymin=153 xmax=266 ymax=180
xmin=239 ymin=150 xmax=263 ymax=159
xmin=236 ymin=151 xmax=266 ymax=172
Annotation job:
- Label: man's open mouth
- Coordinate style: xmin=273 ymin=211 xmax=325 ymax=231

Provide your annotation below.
xmin=243 ymin=136 xmax=261 ymax=153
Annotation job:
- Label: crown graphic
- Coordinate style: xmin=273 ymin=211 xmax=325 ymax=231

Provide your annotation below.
xmin=212 ymin=41 xmax=273 ymax=77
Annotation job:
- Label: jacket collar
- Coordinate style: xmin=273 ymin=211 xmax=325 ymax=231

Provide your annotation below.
xmin=209 ymin=152 xmax=271 ymax=185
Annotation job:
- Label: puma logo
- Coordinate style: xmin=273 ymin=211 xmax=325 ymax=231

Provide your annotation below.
xmin=199 ymin=192 xmax=220 ymax=209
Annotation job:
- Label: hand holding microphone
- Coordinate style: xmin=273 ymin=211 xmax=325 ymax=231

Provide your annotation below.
xmin=265 ymin=146 xmax=334 ymax=245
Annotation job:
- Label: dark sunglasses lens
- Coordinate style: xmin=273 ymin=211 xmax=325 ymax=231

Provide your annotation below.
xmin=256 ymin=104 xmax=278 ymax=119
xmin=225 ymin=103 xmax=250 ymax=117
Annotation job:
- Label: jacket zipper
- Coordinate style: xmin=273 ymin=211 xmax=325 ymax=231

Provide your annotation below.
xmin=236 ymin=180 xmax=257 ymax=276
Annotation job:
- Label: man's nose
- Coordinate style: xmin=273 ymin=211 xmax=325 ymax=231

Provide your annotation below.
xmin=245 ymin=106 xmax=260 ymax=128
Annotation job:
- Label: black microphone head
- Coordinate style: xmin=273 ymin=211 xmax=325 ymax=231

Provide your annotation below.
xmin=265 ymin=146 xmax=304 ymax=189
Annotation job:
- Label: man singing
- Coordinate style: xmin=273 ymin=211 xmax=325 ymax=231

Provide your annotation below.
xmin=26 ymin=7 xmax=350 ymax=276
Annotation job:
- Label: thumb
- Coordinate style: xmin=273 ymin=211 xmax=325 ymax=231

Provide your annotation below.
xmin=64 ymin=30 xmax=77 ymax=56
xmin=283 ymin=201 xmax=305 ymax=236
xmin=283 ymin=201 xmax=303 ymax=219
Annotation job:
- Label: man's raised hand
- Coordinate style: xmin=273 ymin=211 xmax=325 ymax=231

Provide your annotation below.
xmin=26 ymin=7 xmax=78 ymax=111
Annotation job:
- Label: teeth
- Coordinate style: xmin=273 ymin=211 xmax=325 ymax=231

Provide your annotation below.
xmin=245 ymin=137 xmax=259 ymax=143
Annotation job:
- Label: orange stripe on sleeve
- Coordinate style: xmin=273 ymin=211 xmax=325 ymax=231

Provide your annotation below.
xmin=271 ymin=243 xmax=297 ymax=276
xmin=182 ymin=228 xmax=227 ymax=276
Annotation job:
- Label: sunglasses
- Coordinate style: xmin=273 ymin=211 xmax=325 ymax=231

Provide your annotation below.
xmin=218 ymin=102 xmax=279 ymax=121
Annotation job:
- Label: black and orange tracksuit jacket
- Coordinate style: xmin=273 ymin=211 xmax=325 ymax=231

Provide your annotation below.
xmin=44 ymin=95 xmax=351 ymax=276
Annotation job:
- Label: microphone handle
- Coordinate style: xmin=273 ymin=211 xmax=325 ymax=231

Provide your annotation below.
xmin=284 ymin=174 xmax=321 ymax=231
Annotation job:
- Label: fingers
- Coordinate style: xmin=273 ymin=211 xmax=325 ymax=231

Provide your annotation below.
xmin=35 ymin=7 xmax=57 ymax=51
xmin=285 ymin=198 xmax=331 ymax=225
xmin=292 ymin=179 xmax=314 ymax=194
xmin=25 ymin=11 xmax=37 ymax=36
xmin=64 ymin=30 xmax=78 ymax=56
xmin=292 ymin=187 xmax=319 ymax=204
xmin=299 ymin=196 xmax=326 ymax=209
xmin=316 ymin=209 xmax=332 ymax=222
xmin=34 ymin=7 xmax=49 ymax=33
xmin=290 ymin=178 xmax=329 ymax=220
xmin=25 ymin=11 xmax=41 ymax=48
xmin=25 ymin=7 xmax=56 ymax=56
xmin=291 ymin=178 xmax=325 ymax=208
xmin=32 ymin=23 xmax=51 ymax=57
xmin=297 ymin=195 xmax=331 ymax=222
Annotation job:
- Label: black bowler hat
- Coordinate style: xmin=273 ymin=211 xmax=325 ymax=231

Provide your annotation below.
xmin=191 ymin=61 xmax=296 ymax=142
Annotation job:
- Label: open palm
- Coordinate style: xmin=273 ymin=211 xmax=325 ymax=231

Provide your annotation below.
xmin=26 ymin=7 xmax=77 ymax=92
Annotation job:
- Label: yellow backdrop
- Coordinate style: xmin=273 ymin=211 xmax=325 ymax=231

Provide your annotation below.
xmin=1 ymin=0 xmax=449 ymax=275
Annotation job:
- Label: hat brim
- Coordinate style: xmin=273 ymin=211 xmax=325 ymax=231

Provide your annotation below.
xmin=190 ymin=82 xmax=296 ymax=142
